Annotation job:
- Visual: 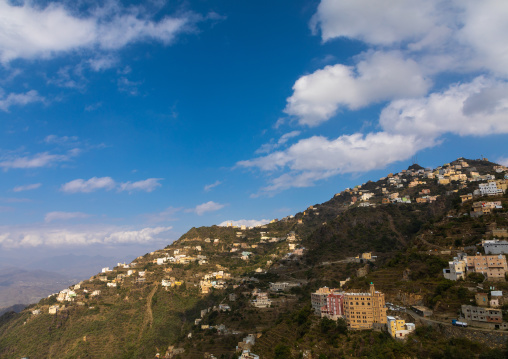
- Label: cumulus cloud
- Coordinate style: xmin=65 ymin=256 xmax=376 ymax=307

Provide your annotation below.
xmin=61 ymin=177 xmax=163 ymax=193
xmin=13 ymin=183 xmax=41 ymax=192
xmin=218 ymin=219 xmax=269 ymax=227
xmin=104 ymin=227 xmax=172 ymax=244
xmin=0 ymin=89 xmax=44 ymax=111
xmin=0 ymin=149 xmax=80 ymax=170
xmin=285 ymin=51 xmax=431 ymax=126
xmin=204 ymin=180 xmax=222 ymax=192
xmin=243 ymin=74 xmax=508 ymax=194
xmin=458 ymin=0 xmax=508 ymax=76
xmin=0 ymin=1 xmax=200 ymax=63
xmin=379 ymin=77 xmax=508 ymax=138
xmin=61 ymin=176 xmax=116 ymax=193
xmin=239 ymin=132 xmax=431 ymax=194
xmin=0 ymin=225 xmax=172 ymax=248
xmin=44 ymin=211 xmax=90 ymax=223
xmin=240 ymin=1 xmax=508 ymax=195
xmin=118 ymin=178 xmax=162 ymax=193
xmin=285 ymin=1 xmax=508 ymax=127
xmin=187 ymin=201 xmax=225 ymax=216
xmin=310 ymin=0 xmax=441 ymax=45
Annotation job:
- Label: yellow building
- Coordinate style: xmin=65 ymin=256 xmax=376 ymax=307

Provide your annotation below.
xmin=361 ymin=252 xmax=372 ymax=260
xmin=387 ymin=316 xmax=415 ymax=339
xmin=344 ymin=283 xmax=387 ymax=330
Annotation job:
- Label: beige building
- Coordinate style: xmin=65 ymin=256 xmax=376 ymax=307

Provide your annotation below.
xmin=344 ymin=283 xmax=387 ymax=330
xmin=465 ymin=254 xmax=508 ymax=281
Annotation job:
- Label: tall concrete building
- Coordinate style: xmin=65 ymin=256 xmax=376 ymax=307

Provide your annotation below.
xmin=344 ymin=283 xmax=387 ymax=330
xmin=311 ymin=287 xmax=333 ymax=315
xmin=465 ymin=254 xmax=508 ymax=281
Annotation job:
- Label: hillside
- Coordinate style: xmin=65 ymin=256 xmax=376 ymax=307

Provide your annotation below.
xmin=1 ymin=157 xmax=508 ymax=358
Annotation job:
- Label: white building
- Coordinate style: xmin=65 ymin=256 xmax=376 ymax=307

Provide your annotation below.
xmin=483 ymin=240 xmax=508 ymax=255
xmin=479 ymin=182 xmax=504 ymax=196
xmin=443 ymin=257 xmax=467 ymax=280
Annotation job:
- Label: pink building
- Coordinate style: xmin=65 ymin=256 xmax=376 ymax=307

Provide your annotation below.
xmin=321 ymin=292 xmax=344 ymax=320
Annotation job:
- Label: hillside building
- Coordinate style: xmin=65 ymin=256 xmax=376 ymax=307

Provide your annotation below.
xmin=461 ymin=305 xmax=507 ymax=329
xmin=387 ymin=316 xmax=416 ymax=339
xmin=479 ymin=181 xmax=504 ymax=196
xmin=320 ymin=292 xmax=345 ymax=321
xmin=483 ymin=239 xmax=508 ymax=254
xmin=344 ymin=283 xmax=387 ymax=330
xmin=465 ymin=254 xmax=508 ymax=281
xmin=311 ymin=287 xmax=333 ymax=315
xmin=443 ymin=257 xmax=466 ymax=281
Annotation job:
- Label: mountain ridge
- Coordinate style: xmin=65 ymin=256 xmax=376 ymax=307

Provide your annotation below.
xmin=1 ymin=157 xmax=508 ymax=358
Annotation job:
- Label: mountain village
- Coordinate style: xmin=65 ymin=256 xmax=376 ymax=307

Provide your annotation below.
xmin=3 ymin=158 xmax=508 ymax=358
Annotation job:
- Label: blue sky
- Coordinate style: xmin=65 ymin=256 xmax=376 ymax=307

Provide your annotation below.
xmin=1 ymin=0 xmax=508 ymax=263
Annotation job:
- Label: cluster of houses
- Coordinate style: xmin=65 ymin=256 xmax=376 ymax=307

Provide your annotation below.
xmin=443 ymin=253 xmax=508 ymax=281
xmin=236 ymin=334 xmax=260 ymax=359
xmin=443 ymin=221 xmax=508 ymax=282
xmin=199 ymin=270 xmax=231 ymax=294
xmin=311 ymin=283 xmax=416 ymax=339
xmin=251 ymin=289 xmax=272 ymax=308
xmin=339 ymin=159 xmax=508 ymax=208
xmin=458 ymin=290 xmax=508 ymax=329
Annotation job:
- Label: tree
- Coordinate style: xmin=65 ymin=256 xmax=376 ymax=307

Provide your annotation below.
xmin=274 ymin=344 xmax=291 ymax=359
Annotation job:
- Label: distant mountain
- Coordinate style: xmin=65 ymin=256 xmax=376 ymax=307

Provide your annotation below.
xmin=25 ymin=253 xmax=135 ymax=278
xmin=0 ymin=304 xmax=26 ymax=316
xmin=0 ymin=267 xmax=75 ymax=309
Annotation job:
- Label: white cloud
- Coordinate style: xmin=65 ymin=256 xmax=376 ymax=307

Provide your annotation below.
xmin=240 ymin=1 xmax=508 ymax=195
xmin=104 ymin=227 xmax=171 ymax=244
xmin=256 ymin=131 xmax=301 ymax=154
xmin=457 ymin=0 xmax=508 ymax=76
xmin=44 ymin=211 xmax=90 ymax=223
xmin=311 ymin=0 xmax=441 ymax=45
xmin=218 ymin=219 xmax=269 ymax=227
xmin=187 ymin=201 xmax=225 ymax=216
xmin=118 ymin=178 xmax=162 ymax=193
xmin=13 ymin=183 xmax=41 ymax=192
xmin=239 ymin=132 xmax=430 ymax=194
xmin=0 ymin=89 xmax=44 ymax=111
xmin=0 ymin=149 xmax=80 ymax=170
xmin=204 ymin=180 xmax=222 ymax=192
xmin=0 ymin=1 xmax=198 ymax=63
xmin=240 ymin=133 xmax=430 ymax=172
xmin=61 ymin=177 xmax=116 ymax=193
xmin=0 ymin=224 xmax=172 ymax=248
xmin=88 ymin=55 xmax=118 ymax=71
xmin=286 ymin=0 xmax=508 ymax=128
xmin=285 ymin=52 xmax=430 ymax=126
xmin=379 ymin=77 xmax=508 ymax=138
xmin=61 ymin=177 xmax=163 ymax=193
xmin=243 ymin=74 xmax=508 ymax=194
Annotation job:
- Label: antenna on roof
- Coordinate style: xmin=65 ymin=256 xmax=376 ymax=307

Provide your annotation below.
xmin=411 ymin=156 xmax=417 ymax=165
